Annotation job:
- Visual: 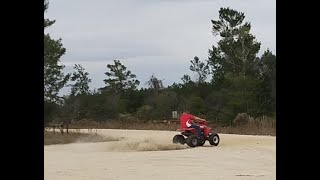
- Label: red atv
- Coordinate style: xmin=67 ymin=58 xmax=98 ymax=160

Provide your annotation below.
xmin=172 ymin=121 xmax=220 ymax=147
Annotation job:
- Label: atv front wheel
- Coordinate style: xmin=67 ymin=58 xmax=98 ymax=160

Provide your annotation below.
xmin=173 ymin=134 xmax=185 ymax=144
xmin=208 ymin=133 xmax=220 ymax=146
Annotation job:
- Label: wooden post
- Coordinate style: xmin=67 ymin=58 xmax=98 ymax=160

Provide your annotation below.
xmin=66 ymin=123 xmax=69 ymax=134
xmin=60 ymin=124 xmax=64 ymax=135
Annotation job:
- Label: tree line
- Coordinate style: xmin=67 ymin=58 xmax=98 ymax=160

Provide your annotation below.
xmin=44 ymin=0 xmax=276 ymax=126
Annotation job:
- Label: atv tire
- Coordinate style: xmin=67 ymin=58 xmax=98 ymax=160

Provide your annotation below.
xmin=173 ymin=135 xmax=185 ymax=144
xmin=186 ymin=135 xmax=198 ymax=147
xmin=208 ymin=133 xmax=220 ymax=146
xmin=198 ymin=136 xmax=206 ymax=146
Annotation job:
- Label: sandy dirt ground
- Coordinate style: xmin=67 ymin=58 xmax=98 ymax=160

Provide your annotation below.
xmin=44 ymin=129 xmax=276 ymax=180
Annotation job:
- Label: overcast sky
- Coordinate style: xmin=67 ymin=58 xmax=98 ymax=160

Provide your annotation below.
xmin=45 ymin=0 xmax=276 ymax=95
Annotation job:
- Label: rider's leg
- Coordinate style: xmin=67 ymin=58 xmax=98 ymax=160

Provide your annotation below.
xmin=190 ymin=124 xmax=201 ymax=137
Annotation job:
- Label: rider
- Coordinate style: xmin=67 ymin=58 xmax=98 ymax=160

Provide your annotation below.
xmin=179 ymin=110 xmax=206 ymax=138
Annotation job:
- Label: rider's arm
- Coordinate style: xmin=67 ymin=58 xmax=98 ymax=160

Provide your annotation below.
xmin=192 ymin=116 xmax=206 ymax=122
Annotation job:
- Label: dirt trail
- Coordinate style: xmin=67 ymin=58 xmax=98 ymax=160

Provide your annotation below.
xmin=44 ymin=129 xmax=276 ymax=180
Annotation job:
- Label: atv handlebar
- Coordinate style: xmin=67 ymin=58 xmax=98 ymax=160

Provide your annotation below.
xmin=196 ymin=121 xmax=208 ymax=126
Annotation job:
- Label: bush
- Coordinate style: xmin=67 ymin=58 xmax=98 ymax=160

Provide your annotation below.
xmin=136 ymin=105 xmax=154 ymax=121
xmin=233 ymin=113 xmax=253 ymax=126
xmin=118 ymin=113 xmax=136 ymax=122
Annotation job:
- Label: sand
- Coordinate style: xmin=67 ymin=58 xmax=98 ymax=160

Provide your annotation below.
xmin=44 ymin=129 xmax=276 ymax=180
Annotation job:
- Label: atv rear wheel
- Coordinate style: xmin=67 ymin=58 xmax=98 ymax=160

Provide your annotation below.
xmin=186 ymin=135 xmax=198 ymax=147
xmin=173 ymin=134 xmax=185 ymax=144
xmin=208 ymin=133 xmax=220 ymax=146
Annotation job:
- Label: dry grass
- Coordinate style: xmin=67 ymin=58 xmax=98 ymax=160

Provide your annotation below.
xmin=213 ymin=125 xmax=275 ymax=136
xmin=44 ymin=131 xmax=120 ymax=145
xmin=59 ymin=116 xmax=275 ymax=136
xmin=69 ymin=120 xmax=178 ymax=131
xmin=211 ymin=116 xmax=276 ymax=136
